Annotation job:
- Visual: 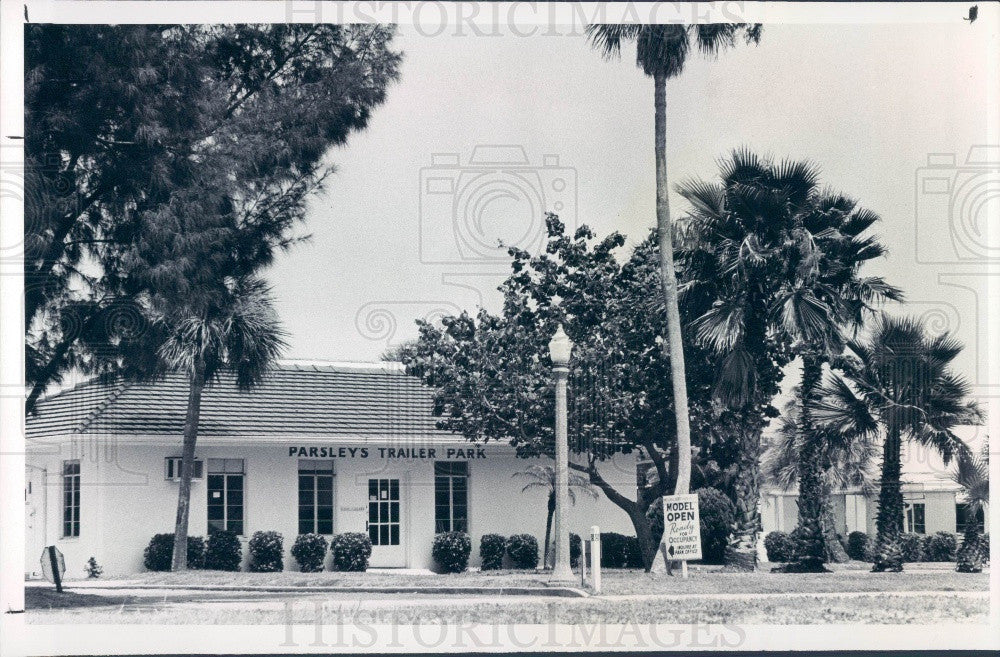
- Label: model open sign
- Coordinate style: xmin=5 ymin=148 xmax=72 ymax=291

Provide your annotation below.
xmin=662 ymin=494 xmax=702 ymax=561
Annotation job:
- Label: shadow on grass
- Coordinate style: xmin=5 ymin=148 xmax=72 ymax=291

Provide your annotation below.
xmin=25 ymin=587 xmax=139 ymax=610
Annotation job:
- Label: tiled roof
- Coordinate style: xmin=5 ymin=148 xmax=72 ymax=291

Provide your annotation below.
xmin=26 ymin=361 xmax=453 ymax=440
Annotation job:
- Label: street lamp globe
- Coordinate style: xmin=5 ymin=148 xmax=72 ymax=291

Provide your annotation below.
xmin=548 ymin=324 xmax=573 ymax=366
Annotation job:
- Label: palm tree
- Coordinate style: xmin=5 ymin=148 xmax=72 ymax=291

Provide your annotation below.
xmin=157 ymin=276 xmax=287 ymax=570
xmin=763 ymin=393 xmax=880 ymax=562
xmin=586 ymin=23 xmax=761 ymax=568
xmin=514 ymin=464 xmax=598 ymax=568
xmin=815 ymin=313 xmax=981 ymax=572
xmin=950 ymin=439 xmax=989 ymax=573
xmin=675 ymin=150 xmax=901 ymax=571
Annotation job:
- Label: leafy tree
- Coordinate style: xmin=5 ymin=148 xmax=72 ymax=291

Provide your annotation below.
xmin=513 ymin=464 xmax=598 ymax=568
xmin=816 ymin=314 xmax=981 ymax=572
xmin=762 ymin=392 xmax=880 ymax=562
xmin=402 ymin=215 xmax=758 ymax=570
xmin=24 ymin=24 xmax=401 ymax=411
xmin=585 ymin=25 xmax=763 ymax=533
xmin=950 ymin=439 xmax=989 ymax=573
xmin=155 ymin=276 xmax=287 ymax=570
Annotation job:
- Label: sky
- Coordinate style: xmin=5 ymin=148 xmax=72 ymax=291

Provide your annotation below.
xmin=267 ymin=15 xmax=998 ymax=408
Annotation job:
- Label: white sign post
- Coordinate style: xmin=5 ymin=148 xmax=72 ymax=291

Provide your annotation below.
xmin=661 ymin=494 xmax=701 ymax=578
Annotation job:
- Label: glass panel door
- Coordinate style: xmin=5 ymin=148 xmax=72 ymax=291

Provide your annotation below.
xmin=368 ymin=478 xmax=400 ymax=546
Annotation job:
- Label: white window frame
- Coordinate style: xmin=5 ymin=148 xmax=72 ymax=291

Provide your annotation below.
xmin=62 ymin=460 xmax=80 ymax=538
xmin=298 ymin=459 xmax=336 ymax=535
xmin=165 ymin=457 xmax=204 ymax=481
xmin=207 ymin=458 xmax=246 ymax=536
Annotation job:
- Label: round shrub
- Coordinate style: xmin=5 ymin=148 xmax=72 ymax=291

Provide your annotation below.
xmin=291 ymin=533 xmax=328 ymax=573
xmin=898 ymin=533 xmax=925 ymax=563
xmin=205 ymin=530 xmax=243 ymax=571
xmin=248 ymin=530 xmax=284 ymax=572
xmin=144 ymin=533 xmax=206 ymax=571
xmin=923 ymin=531 xmax=957 ymax=562
xmin=624 ymin=535 xmax=643 ymax=568
xmin=846 ymin=531 xmax=872 ymax=562
xmin=506 ymin=534 xmax=539 ymax=570
xmin=599 ymin=532 xmax=627 ymax=568
xmin=332 ymin=532 xmax=372 ymax=572
xmin=187 ymin=535 xmax=206 ymax=569
xmin=695 ymin=487 xmax=736 ymax=564
xmin=480 ymin=534 xmax=506 ymax=570
xmin=432 ymin=531 xmax=472 ymax=573
xmin=764 ymin=531 xmax=795 ymax=563
xmin=569 ymin=532 xmax=582 ymax=568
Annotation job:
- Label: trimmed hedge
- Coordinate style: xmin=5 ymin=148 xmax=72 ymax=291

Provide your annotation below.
xmin=898 ymin=533 xmax=925 ymax=563
xmin=480 ymin=534 xmax=506 ymax=570
xmin=291 ymin=533 xmax=328 ymax=573
xmin=846 ymin=531 xmax=872 ymax=562
xmin=332 ymin=532 xmax=372 ymax=572
xmin=143 ymin=533 xmax=206 ymax=571
xmin=923 ymin=531 xmax=957 ymax=562
xmin=205 ymin=531 xmax=242 ymax=571
xmin=432 ymin=531 xmax=472 ymax=573
xmin=764 ymin=531 xmax=795 ymax=563
xmin=248 ymin=531 xmax=284 ymax=572
xmin=506 ymin=534 xmax=539 ymax=569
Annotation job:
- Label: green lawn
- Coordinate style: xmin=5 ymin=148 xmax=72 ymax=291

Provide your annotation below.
xmin=26 ymin=562 xmax=989 ymax=625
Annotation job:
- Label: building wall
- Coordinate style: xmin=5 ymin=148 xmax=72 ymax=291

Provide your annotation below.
xmin=26 ymin=437 xmax=637 ymax=577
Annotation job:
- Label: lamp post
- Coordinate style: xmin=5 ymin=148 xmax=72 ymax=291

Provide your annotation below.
xmin=548 ymin=324 xmax=574 ymax=582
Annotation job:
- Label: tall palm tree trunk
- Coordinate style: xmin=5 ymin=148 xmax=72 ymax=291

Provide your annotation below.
xmin=172 ymin=358 xmax=206 ymax=571
xmin=652 ymin=71 xmax=691 ymax=497
xmin=791 ymin=353 xmax=829 ymax=572
xmin=820 ymin=482 xmax=849 ymax=562
xmin=872 ymin=425 xmax=905 ymax=572
xmin=726 ymin=422 xmax=763 ymax=570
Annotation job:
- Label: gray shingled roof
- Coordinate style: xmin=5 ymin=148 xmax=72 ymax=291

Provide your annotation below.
xmin=26 ymin=361 xmax=452 ymax=440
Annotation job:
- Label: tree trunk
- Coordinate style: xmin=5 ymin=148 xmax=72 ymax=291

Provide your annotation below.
xmin=872 ymin=425 xmax=905 ymax=572
xmin=726 ymin=422 xmax=763 ymax=571
xmin=789 ymin=353 xmax=830 ymax=572
xmin=956 ymin=507 xmax=984 ymax=573
xmin=544 ymin=495 xmax=555 ymax=569
xmin=821 ymin=483 xmax=850 ymax=563
xmin=172 ymin=359 xmax=206 ymax=571
xmin=652 ymin=70 xmax=691 ymax=498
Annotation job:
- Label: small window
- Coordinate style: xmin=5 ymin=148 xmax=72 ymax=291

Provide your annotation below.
xmin=165 ymin=457 xmax=204 ymax=480
xmin=208 ymin=458 xmax=245 ymax=535
xmin=62 ymin=460 xmax=80 ymax=538
xmin=434 ymin=461 xmax=468 ymax=533
xmin=298 ymin=460 xmax=335 ymax=535
xmin=904 ymin=502 xmax=926 ymax=534
xmin=956 ymin=503 xmax=985 ymax=534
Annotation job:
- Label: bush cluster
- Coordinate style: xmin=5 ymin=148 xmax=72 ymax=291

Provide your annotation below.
xmin=898 ymin=532 xmax=925 ymax=563
xmin=923 ymin=531 xmax=956 ymax=562
xmin=248 ymin=530 xmax=284 ymax=572
xmin=846 ymin=531 xmax=873 ymax=562
xmin=143 ymin=533 xmax=207 ymax=571
xmin=432 ymin=532 xmax=472 ymax=573
xmin=764 ymin=531 xmax=795 ymax=563
xmin=480 ymin=534 xmax=506 ymax=570
xmin=599 ymin=532 xmax=642 ymax=568
xmin=205 ymin=531 xmax=243 ymax=571
xmin=506 ymin=534 xmax=539 ymax=569
xmin=291 ymin=533 xmax=328 ymax=572
xmin=332 ymin=532 xmax=372 ymax=571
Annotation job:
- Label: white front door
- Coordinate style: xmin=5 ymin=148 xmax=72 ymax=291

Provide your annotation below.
xmin=367 ymin=477 xmax=406 ymax=567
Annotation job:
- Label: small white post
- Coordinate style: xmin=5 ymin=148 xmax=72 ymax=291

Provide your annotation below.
xmin=681 ymin=560 xmax=689 ymax=579
xmin=590 ymin=525 xmax=601 ymax=594
xmin=580 ymin=540 xmax=587 ymax=585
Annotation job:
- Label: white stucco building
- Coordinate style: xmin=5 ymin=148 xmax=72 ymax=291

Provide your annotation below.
xmin=24 ymin=361 xmax=636 ymax=577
